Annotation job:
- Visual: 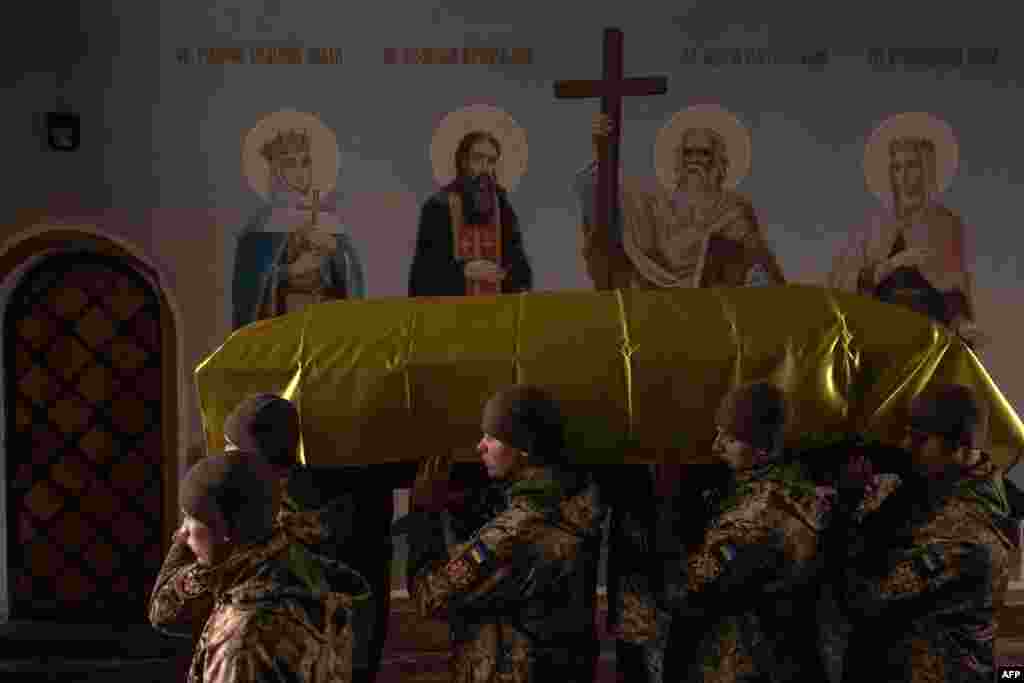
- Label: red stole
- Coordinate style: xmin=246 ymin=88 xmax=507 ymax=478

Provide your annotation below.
xmin=447 ymin=192 xmax=502 ymax=296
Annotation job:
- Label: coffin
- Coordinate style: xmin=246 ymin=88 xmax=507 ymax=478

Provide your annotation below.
xmin=195 ymin=285 xmax=1024 ymax=467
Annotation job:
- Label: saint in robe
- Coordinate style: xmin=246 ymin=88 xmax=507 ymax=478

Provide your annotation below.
xmin=829 ymin=113 xmax=979 ymax=342
xmin=234 ymin=115 xmax=365 ymax=330
xmin=572 ymin=104 xmax=785 ymax=291
xmin=409 ymin=108 xmax=532 ymax=297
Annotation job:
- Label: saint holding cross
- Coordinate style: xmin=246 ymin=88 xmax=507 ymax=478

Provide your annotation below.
xmin=556 ymin=31 xmax=785 ymax=292
xmin=555 ymin=28 xmax=668 ymax=291
xmin=556 ymin=28 xmax=788 ymax=683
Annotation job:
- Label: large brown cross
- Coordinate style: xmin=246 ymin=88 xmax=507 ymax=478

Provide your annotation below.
xmin=554 ymin=28 xmax=668 ymax=290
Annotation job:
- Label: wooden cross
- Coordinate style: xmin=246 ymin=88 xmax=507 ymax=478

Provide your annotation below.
xmin=554 ymin=28 xmax=668 ymax=290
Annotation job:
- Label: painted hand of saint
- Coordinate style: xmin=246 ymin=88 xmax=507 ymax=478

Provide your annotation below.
xmin=288 ymin=250 xmax=323 ymax=278
xmin=464 ymin=259 xmax=507 ymax=284
xmin=591 ymin=112 xmax=614 ymax=159
xmin=308 ymin=229 xmax=336 ymax=252
xmin=878 ymin=247 xmax=933 ymax=281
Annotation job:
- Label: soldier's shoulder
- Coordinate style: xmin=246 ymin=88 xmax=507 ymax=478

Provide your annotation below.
xmin=475 ymin=498 xmax=549 ymax=548
xmin=220 ymin=603 xmax=314 ymax=667
xmin=203 ymin=602 xmax=279 ymax=657
xmin=936 ymin=496 xmax=1003 ymax=537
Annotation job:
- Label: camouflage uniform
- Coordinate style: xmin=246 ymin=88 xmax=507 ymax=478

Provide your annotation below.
xmin=817 ymin=469 xmax=902 ymax=683
xmin=611 ymin=464 xmax=727 ymax=683
xmin=150 ymin=474 xmax=334 ymax=631
xmin=618 ymin=461 xmax=830 ymax=682
xmin=688 ymin=461 xmax=831 ymax=682
xmin=148 ymin=481 xmax=376 ymax=667
xmin=151 ymin=522 xmax=372 ymax=683
xmin=407 ymin=465 xmax=606 ymax=683
xmin=223 ymin=393 xmax=396 ymax=683
xmin=838 ymin=455 xmax=1017 ymax=682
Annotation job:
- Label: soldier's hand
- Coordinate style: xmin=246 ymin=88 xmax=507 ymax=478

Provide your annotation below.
xmin=412 ymin=452 xmax=454 ymax=513
xmin=839 ymin=454 xmax=875 ymax=494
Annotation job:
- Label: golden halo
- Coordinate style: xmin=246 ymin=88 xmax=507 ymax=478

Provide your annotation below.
xmin=429 ymin=104 xmax=528 ymax=192
xmin=242 ymin=109 xmax=339 ymax=200
xmin=863 ymin=112 xmax=959 ymax=203
xmin=654 ymin=104 xmax=752 ymax=192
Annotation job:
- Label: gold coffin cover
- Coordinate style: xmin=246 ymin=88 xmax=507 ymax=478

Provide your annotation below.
xmin=195 ymin=285 xmax=1024 ymax=467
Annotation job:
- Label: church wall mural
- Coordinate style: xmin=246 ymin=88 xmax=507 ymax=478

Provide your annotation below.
xmin=4 ymin=5 xmax=1021 ymax=614
xmin=157 ymin=37 xmax=1020 ymax=590
xmin=211 ymin=48 xmax=1010 ymax=391
xmin=227 ymin=103 xmax=988 ymax=331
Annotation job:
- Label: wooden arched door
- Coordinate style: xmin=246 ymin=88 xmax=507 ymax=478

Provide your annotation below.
xmin=5 ymin=251 xmax=166 ymax=621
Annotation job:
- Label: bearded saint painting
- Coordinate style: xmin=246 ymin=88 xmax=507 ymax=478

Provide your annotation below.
xmin=573 ymin=104 xmax=785 ymax=291
xmin=409 ymin=104 xmax=532 ymax=298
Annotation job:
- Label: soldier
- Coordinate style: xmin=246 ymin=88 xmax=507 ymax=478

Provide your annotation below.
xmin=159 ymin=451 xmax=372 ymax=682
xmin=222 ymin=394 xmax=383 ymax=681
xmin=221 ymin=394 xmax=356 ymax=554
xmin=619 ymin=381 xmax=831 ymax=681
xmin=835 ymin=384 xmax=1019 ymax=682
xmin=149 ymin=394 xmax=377 ymax=679
xmin=396 ymin=384 xmax=607 ymax=682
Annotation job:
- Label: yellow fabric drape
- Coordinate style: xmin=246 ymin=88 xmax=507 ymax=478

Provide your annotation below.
xmin=196 ymin=286 xmax=1024 ymax=468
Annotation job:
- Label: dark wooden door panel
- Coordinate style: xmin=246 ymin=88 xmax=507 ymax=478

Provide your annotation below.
xmin=6 ymin=253 xmax=165 ymax=622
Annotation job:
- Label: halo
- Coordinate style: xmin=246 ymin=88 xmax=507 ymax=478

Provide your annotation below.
xmin=430 ymin=104 xmax=529 ymax=192
xmin=654 ymin=104 xmax=752 ymax=192
xmin=242 ymin=109 xmax=340 ymax=200
xmin=863 ymin=112 xmax=959 ymax=204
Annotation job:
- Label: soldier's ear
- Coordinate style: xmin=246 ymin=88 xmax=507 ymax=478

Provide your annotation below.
xmin=951 ymin=445 xmax=980 ymax=468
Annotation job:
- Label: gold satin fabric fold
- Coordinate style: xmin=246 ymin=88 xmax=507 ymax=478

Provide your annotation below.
xmin=196 ymin=287 xmax=1024 ymax=468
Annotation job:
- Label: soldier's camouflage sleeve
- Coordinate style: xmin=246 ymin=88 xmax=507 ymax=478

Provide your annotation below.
xmin=686 ymin=517 xmax=779 ymax=595
xmin=843 ymin=539 xmax=995 ymax=620
xmin=148 ymin=537 xmax=215 ymax=638
xmin=208 ymin=605 xmax=353 ymax=683
xmin=411 ymin=504 xmax=544 ymax=619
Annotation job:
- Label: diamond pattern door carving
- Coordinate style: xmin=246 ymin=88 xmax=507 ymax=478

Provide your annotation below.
xmin=6 ymin=252 xmax=165 ymax=621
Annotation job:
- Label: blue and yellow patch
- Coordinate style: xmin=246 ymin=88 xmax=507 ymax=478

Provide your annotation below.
xmin=718 ymin=543 xmax=738 ymax=563
xmin=469 ymin=540 xmax=494 ymax=567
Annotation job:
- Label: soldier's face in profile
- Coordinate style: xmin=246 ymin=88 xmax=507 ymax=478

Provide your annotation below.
xmin=711 ymin=427 xmax=754 ymax=470
xmin=678 ymin=130 xmax=716 ymax=192
xmin=478 ymin=433 xmax=522 ymax=480
xmin=464 ymin=140 xmax=499 ymax=181
xmin=180 ymin=513 xmax=230 ymax=566
xmin=890 ymin=148 xmax=925 ymax=206
xmin=276 ymin=151 xmax=313 ymax=195
xmin=901 ymin=426 xmax=959 ymax=476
